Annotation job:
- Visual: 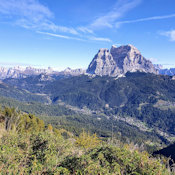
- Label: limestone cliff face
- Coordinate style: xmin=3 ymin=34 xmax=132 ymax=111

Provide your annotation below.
xmin=87 ymin=44 xmax=158 ymax=76
xmin=87 ymin=48 xmax=117 ymax=76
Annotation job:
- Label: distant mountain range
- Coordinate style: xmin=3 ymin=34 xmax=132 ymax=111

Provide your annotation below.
xmin=0 ymin=44 xmax=174 ymax=79
xmin=159 ymin=68 xmax=175 ymax=76
xmin=0 ymin=66 xmax=85 ymax=80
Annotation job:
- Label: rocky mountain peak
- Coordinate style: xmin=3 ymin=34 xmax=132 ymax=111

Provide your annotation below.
xmin=62 ymin=67 xmax=85 ymax=76
xmin=128 ymin=44 xmax=141 ymax=54
xmin=38 ymin=74 xmax=54 ymax=81
xmin=64 ymin=67 xmax=72 ymax=72
xmin=97 ymin=49 xmax=110 ymax=58
xmin=99 ymin=48 xmax=109 ymax=52
xmin=110 ymin=44 xmax=141 ymax=59
xmin=87 ymin=44 xmax=158 ymax=76
xmin=87 ymin=47 xmax=116 ymax=76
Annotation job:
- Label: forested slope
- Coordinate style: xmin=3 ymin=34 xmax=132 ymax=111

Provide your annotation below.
xmin=0 ymin=107 xmax=171 ymax=174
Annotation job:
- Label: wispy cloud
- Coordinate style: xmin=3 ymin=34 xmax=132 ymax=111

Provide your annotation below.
xmin=160 ymin=30 xmax=175 ymax=41
xmin=77 ymin=27 xmax=94 ymax=34
xmin=0 ymin=0 xmax=112 ymax=42
xmin=148 ymin=58 xmax=158 ymax=63
xmin=38 ymin=31 xmax=112 ymax=43
xmin=116 ymin=14 xmax=175 ymax=27
xmin=90 ymin=0 xmax=142 ymax=29
xmin=37 ymin=31 xmax=85 ymax=41
xmin=17 ymin=19 xmax=79 ymax=35
xmin=88 ymin=36 xmax=112 ymax=42
xmin=0 ymin=0 xmax=79 ymax=35
xmin=0 ymin=0 xmax=52 ymax=18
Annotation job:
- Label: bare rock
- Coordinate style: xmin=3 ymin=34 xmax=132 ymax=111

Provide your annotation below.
xmin=87 ymin=44 xmax=158 ymax=76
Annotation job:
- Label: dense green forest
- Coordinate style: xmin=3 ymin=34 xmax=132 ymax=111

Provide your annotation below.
xmin=2 ymin=72 xmax=175 ymax=146
xmin=0 ymin=96 xmax=168 ymax=151
xmin=0 ymin=107 xmax=172 ymax=174
xmin=3 ymin=72 xmax=175 ymax=137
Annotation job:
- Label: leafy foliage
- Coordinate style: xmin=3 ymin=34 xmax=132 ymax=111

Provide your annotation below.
xmin=0 ymin=107 xmax=171 ymax=174
xmin=0 ymin=97 xmax=168 ymax=149
xmin=75 ymin=130 xmax=100 ymax=149
xmin=61 ymin=145 xmax=169 ymax=175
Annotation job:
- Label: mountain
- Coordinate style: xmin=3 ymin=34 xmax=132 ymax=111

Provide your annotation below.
xmin=0 ymin=45 xmax=174 ymax=79
xmin=0 ymin=80 xmax=50 ymax=103
xmin=3 ymin=71 xmax=175 ymax=143
xmin=159 ymin=68 xmax=175 ymax=76
xmin=154 ymin=64 xmax=163 ymax=70
xmin=0 ymin=45 xmax=170 ymax=79
xmin=0 ymin=66 xmax=55 ymax=79
xmin=0 ymin=66 xmax=85 ymax=80
xmin=60 ymin=67 xmax=85 ymax=76
xmin=1 ymin=44 xmax=175 ymax=145
xmin=154 ymin=64 xmax=175 ymax=76
xmin=87 ymin=44 xmax=158 ymax=76
xmin=0 ymin=66 xmax=26 ymax=79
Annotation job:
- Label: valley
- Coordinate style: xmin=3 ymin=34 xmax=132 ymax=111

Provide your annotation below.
xmin=1 ymin=0 xmax=175 ymax=173
xmin=1 ymin=44 xmax=175 ymax=174
xmin=1 ymin=70 xmax=175 ymax=147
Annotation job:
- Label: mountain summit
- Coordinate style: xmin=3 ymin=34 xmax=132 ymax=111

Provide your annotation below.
xmin=87 ymin=44 xmax=158 ymax=76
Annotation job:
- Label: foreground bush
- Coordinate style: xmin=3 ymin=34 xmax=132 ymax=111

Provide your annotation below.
xmin=0 ymin=131 xmax=170 ymax=174
xmin=0 ymin=107 xmax=171 ymax=174
xmin=0 ymin=131 xmax=73 ymax=174
xmin=60 ymin=145 xmax=169 ymax=175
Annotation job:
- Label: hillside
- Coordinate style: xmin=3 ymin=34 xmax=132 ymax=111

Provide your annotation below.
xmin=0 ymin=45 xmax=175 ymax=148
xmin=1 ymin=72 xmax=175 ymax=145
xmin=4 ymin=72 xmax=175 ymax=109
xmin=0 ymin=106 xmax=171 ymax=174
xmin=0 ymin=96 xmax=165 ymax=149
xmin=0 ymin=80 xmax=50 ymax=103
xmin=154 ymin=143 xmax=175 ymax=162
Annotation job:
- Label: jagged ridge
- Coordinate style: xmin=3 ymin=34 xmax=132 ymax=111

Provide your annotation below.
xmin=87 ymin=44 xmax=158 ymax=76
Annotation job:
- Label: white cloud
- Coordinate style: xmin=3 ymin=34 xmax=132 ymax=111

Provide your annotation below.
xmin=38 ymin=31 xmax=112 ymax=43
xmin=160 ymin=30 xmax=175 ymax=41
xmin=37 ymin=31 xmax=71 ymax=39
xmin=77 ymin=27 xmax=94 ymax=34
xmin=148 ymin=58 xmax=158 ymax=63
xmin=89 ymin=36 xmax=112 ymax=42
xmin=17 ymin=19 xmax=79 ymax=35
xmin=0 ymin=0 xmax=79 ymax=35
xmin=37 ymin=31 xmax=85 ymax=41
xmin=116 ymin=14 xmax=175 ymax=28
xmin=0 ymin=0 xmax=113 ymax=42
xmin=90 ymin=0 xmax=142 ymax=29
xmin=0 ymin=0 xmax=52 ymax=22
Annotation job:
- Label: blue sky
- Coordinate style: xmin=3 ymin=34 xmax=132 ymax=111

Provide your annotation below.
xmin=0 ymin=0 xmax=175 ymax=70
